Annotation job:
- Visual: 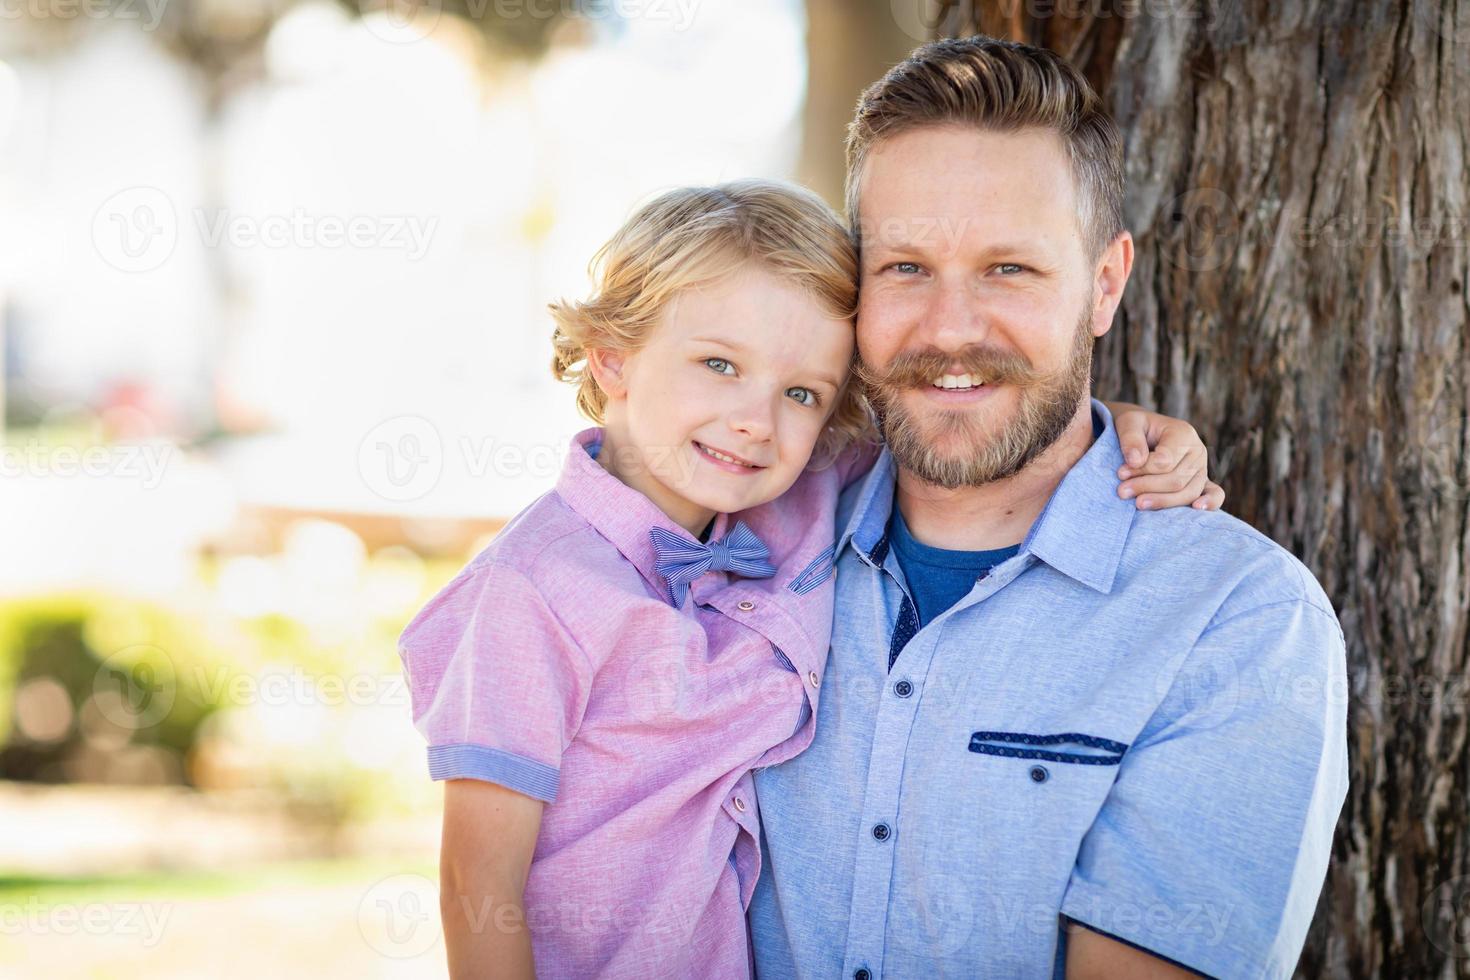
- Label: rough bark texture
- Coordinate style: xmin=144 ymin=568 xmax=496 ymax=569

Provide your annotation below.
xmin=926 ymin=1 xmax=1470 ymax=976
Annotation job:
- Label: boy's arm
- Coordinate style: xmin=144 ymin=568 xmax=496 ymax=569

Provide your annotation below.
xmin=441 ymin=778 xmax=544 ymax=979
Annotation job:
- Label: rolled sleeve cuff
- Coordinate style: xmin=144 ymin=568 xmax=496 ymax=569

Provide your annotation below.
xmin=1060 ymin=882 xmax=1246 ymax=979
xmin=426 ymin=743 xmax=560 ymax=802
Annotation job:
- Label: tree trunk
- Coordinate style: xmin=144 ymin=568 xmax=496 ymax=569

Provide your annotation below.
xmin=925 ymin=1 xmax=1470 ymax=976
xmin=799 ymin=0 xmax=919 ymax=208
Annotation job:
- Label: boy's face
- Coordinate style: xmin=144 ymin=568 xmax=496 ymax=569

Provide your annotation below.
xmin=592 ymin=261 xmax=854 ymax=535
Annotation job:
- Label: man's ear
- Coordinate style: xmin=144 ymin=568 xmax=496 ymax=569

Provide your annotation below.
xmin=586 ymin=347 xmax=631 ymax=401
xmin=1090 ymin=230 xmax=1134 ymax=339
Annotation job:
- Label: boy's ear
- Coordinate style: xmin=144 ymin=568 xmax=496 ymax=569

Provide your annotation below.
xmin=587 ymin=347 xmax=631 ymax=400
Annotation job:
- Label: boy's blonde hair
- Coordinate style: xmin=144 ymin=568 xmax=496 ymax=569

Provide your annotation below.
xmin=549 ymin=178 xmax=879 ymax=467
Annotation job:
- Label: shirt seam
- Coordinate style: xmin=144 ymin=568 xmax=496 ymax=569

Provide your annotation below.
xmin=1200 ymin=595 xmax=1340 ymax=637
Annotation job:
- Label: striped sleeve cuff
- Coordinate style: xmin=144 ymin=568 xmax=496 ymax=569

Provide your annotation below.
xmin=426 ymin=744 xmax=560 ymax=802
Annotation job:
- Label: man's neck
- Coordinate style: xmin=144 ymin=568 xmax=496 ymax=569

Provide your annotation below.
xmin=895 ymin=398 xmax=1098 ymax=552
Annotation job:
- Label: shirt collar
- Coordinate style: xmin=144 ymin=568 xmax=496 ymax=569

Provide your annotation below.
xmin=1019 ymin=398 xmax=1136 ymax=594
xmin=836 ymin=398 xmax=1135 ymax=594
xmin=554 ymin=427 xmax=731 ymax=602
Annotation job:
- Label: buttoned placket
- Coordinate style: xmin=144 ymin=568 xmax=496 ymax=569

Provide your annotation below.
xmin=839 ymin=541 xmax=1038 ymax=980
xmin=693 ymin=571 xmax=823 ymax=911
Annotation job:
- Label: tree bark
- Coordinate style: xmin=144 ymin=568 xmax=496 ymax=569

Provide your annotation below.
xmin=927 ymin=1 xmax=1470 ymax=976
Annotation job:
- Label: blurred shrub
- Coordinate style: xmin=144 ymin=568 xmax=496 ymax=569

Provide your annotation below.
xmin=0 ymin=536 xmax=470 ymax=827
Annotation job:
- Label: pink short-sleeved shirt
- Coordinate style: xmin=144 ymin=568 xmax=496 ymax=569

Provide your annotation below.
xmin=398 ymin=426 xmax=879 ymax=978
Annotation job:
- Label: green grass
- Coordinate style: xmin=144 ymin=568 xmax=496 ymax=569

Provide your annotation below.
xmin=0 ymin=856 xmax=438 ymax=905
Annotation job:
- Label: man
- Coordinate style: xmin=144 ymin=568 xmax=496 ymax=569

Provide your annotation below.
xmin=749 ymin=36 xmax=1349 ymax=980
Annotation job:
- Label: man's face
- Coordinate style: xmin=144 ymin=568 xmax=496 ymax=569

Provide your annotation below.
xmin=852 ymin=125 xmax=1115 ymax=490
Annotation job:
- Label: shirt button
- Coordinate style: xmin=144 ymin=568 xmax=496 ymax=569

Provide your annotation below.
xmin=855 ymin=970 xmax=872 ymax=980
xmin=733 ymin=796 xmax=747 ymax=812
xmin=872 ymin=822 xmax=891 ymax=842
xmin=894 ymin=679 xmax=913 ymax=698
xmin=807 ymin=670 xmax=819 ymax=688
xmin=1030 ymin=765 xmax=1049 ymax=783
xmin=737 ymin=599 xmax=755 ymax=611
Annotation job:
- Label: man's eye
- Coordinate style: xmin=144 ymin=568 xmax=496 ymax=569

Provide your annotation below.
xmin=703 ymin=357 xmax=735 ymax=375
xmin=996 ymin=263 xmax=1026 ymax=275
xmin=888 ymin=262 xmax=922 ymax=275
xmin=787 ymin=387 xmax=822 ymax=408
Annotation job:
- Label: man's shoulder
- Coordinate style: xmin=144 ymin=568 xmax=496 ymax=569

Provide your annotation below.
xmin=1123 ymin=505 xmax=1340 ymax=632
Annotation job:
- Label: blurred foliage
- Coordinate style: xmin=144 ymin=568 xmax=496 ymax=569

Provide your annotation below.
xmin=0 ymin=544 xmax=470 ymax=828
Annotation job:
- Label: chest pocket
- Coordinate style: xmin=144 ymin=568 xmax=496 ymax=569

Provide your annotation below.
xmin=966 ymin=731 xmax=1126 ymax=833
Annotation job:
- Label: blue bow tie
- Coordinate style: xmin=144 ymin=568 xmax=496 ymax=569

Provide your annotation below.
xmin=649 ymin=520 xmax=776 ymax=609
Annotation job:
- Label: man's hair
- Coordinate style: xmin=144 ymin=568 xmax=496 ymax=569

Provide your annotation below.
xmin=549 ymin=178 xmax=878 ymax=466
xmin=844 ymin=35 xmax=1124 ymax=261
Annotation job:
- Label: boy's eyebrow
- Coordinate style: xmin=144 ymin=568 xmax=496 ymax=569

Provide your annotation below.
xmin=690 ymin=335 xmax=842 ymax=389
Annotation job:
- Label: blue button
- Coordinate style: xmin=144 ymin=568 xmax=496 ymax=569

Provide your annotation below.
xmin=894 ymin=679 xmax=913 ymax=698
xmin=855 ymin=970 xmax=872 ymax=980
xmin=1030 ymin=765 xmax=1049 ymax=783
xmin=872 ymin=822 xmax=891 ymax=842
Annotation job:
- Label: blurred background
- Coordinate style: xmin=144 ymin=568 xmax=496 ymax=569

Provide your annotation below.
xmin=0 ymin=2 xmax=920 ymax=976
xmin=0 ymin=0 xmax=1465 ymax=977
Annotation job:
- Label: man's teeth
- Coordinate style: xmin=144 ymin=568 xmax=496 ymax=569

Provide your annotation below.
xmin=931 ymin=373 xmax=987 ymax=390
xmin=699 ymin=443 xmax=756 ymax=467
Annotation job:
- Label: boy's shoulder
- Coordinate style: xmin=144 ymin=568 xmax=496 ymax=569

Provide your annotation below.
xmin=469 ymin=488 xmax=643 ymax=594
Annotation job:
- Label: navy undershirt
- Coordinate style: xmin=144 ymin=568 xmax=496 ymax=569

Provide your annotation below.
xmin=888 ymin=504 xmax=1023 ymax=629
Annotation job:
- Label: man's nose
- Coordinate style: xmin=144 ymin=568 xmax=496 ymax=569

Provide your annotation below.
xmin=918 ymin=276 xmax=988 ymax=351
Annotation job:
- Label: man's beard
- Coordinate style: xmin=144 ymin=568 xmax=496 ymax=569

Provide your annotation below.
xmin=853 ymin=303 xmax=1095 ymax=490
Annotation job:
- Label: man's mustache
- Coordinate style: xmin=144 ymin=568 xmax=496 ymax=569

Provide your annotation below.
xmin=852 ymin=344 xmax=1047 ymax=392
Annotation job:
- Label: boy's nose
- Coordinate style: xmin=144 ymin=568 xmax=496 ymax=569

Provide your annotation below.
xmin=728 ymin=397 xmax=777 ymax=444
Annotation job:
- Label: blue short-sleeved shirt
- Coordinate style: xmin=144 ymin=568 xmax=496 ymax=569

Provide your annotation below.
xmin=749 ymin=398 xmax=1350 ymax=980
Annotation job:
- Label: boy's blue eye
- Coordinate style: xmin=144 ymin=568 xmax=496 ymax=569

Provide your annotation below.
xmin=703 ymin=357 xmax=734 ymax=375
xmin=788 ymin=387 xmax=822 ymax=408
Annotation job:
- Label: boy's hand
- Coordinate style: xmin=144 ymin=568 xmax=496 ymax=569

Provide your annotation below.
xmin=1107 ymin=402 xmax=1225 ymax=512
